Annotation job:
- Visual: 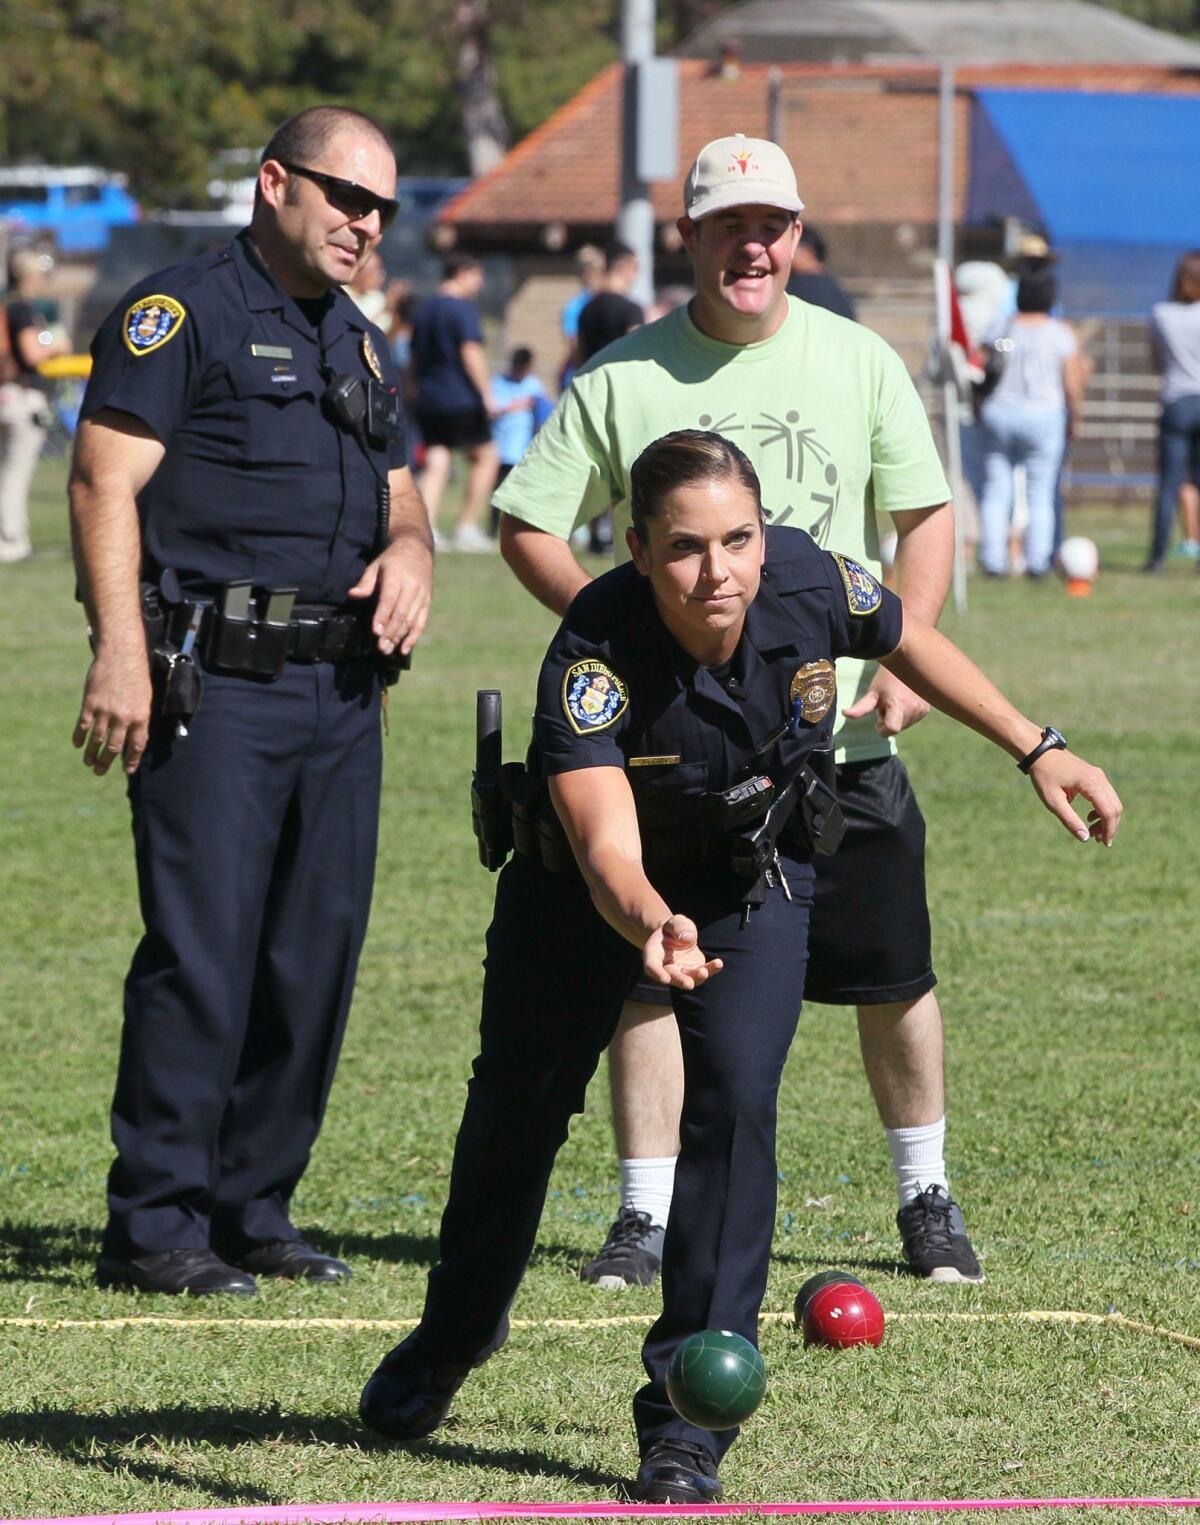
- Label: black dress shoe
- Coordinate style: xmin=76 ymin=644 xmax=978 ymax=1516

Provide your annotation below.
xmin=631 ymin=1439 xmax=723 ymax=1503
xmin=96 ymin=1249 xmax=258 ymax=1297
xmin=359 ymin=1311 xmax=511 ymax=1442
xmin=359 ymin=1337 xmax=476 ymax=1441
xmin=235 ymin=1239 xmax=351 ymax=1283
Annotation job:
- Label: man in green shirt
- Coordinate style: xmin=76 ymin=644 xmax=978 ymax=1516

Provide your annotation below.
xmin=494 ymin=134 xmax=982 ymax=1287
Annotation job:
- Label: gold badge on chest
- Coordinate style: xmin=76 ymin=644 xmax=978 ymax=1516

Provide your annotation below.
xmin=362 ymin=333 xmax=384 ymax=382
xmin=790 ymin=659 xmax=836 ymax=723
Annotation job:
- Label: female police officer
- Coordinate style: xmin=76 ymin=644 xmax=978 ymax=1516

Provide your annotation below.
xmin=359 ymin=429 xmax=1121 ymax=1500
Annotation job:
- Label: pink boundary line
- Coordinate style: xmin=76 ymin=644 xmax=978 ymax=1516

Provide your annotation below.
xmin=15 ymin=1499 xmax=1200 ymax=1525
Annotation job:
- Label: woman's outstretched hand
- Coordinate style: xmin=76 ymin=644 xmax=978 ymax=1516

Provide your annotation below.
xmin=643 ymin=915 xmax=724 ymax=990
xmin=1028 ymin=750 xmax=1123 ymax=846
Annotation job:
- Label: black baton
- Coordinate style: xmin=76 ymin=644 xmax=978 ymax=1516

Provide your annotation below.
xmin=476 ymin=689 xmax=502 ymax=790
xmin=472 ymin=688 xmax=511 ymax=870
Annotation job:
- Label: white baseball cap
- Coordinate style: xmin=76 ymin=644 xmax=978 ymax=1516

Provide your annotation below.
xmin=683 ymin=134 xmax=804 ymax=221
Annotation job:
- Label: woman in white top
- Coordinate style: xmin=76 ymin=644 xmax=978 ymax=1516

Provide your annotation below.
xmin=977 ymin=270 xmax=1086 ymax=578
xmin=1146 ymin=251 xmax=1200 ymax=572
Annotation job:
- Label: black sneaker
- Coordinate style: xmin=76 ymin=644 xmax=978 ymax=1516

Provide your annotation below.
xmin=897 ymin=1184 xmax=985 ymax=1284
xmin=632 ymin=1439 xmax=722 ymax=1503
xmin=579 ymin=1208 xmax=664 ymax=1290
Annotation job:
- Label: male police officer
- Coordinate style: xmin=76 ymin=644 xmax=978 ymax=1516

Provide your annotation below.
xmin=495 ymin=134 xmax=983 ymax=1287
xmin=70 ymin=106 xmax=433 ymax=1296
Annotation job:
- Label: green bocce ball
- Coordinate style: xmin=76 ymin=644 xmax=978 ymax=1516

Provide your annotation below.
xmin=665 ymin=1329 xmax=767 ymax=1430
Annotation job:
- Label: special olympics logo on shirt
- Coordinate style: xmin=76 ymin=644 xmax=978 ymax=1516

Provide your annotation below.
xmin=562 ymin=661 xmax=629 ymax=735
xmin=696 ymin=410 xmax=841 ymax=544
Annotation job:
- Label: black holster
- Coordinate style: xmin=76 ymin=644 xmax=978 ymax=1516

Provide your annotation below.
xmin=472 ymin=765 xmax=576 ymax=876
xmin=784 ymin=753 xmax=846 ymax=857
xmin=471 ymin=761 xmax=521 ymax=871
xmin=141 ymin=584 xmax=204 ymax=731
xmin=728 ymin=781 xmax=800 ymax=883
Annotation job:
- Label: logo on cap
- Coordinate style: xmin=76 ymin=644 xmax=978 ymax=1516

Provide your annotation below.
xmin=683 ymin=134 xmax=805 ymax=221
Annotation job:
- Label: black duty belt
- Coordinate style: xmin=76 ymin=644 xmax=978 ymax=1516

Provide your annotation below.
xmin=165 ymin=601 xmax=377 ymax=667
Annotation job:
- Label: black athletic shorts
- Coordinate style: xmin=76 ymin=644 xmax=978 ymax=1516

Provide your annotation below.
xmin=415 ymin=405 xmax=492 ymax=450
xmin=627 ymin=755 xmax=936 ymax=1009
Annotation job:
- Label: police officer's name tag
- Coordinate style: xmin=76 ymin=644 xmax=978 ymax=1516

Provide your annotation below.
xmin=123 ymin=296 xmax=187 ymax=357
xmin=251 ymin=344 xmax=294 ymax=360
xmin=832 ymin=553 xmax=883 ymax=616
xmin=563 ymin=661 xmax=629 ymax=735
xmin=790 ymin=660 xmax=836 ymax=723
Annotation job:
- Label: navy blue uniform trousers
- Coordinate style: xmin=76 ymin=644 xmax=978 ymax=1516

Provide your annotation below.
xmin=104 ymin=659 xmax=381 ymax=1259
xmin=417 ymin=848 xmax=814 ymax=1462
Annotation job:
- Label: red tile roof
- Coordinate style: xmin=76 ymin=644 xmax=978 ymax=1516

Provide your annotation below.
xmin=437 ymin=59 xmax=1200 ymax=233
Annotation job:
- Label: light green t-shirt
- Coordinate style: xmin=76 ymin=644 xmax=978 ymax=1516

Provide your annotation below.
xmin=494 ymin=297 xmax=950 ymax=762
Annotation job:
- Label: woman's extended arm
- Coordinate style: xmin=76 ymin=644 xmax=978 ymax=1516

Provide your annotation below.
xmin=549 ymin=766 xmax=723 ymax=989
xmin=880 ymin=611 xmax=1123 ymax=845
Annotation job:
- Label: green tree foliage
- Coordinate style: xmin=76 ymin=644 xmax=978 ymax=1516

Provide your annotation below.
xmin=0 ymin=0 xmax=740 ymax=209
xmin=1097 ymin=0 xmax=1200 ymax=31
xmin=0 ymin=0 xmax=460 ymax=205
xmin=43 ymin=0 xmax=1200 ymax=207
xmin=492 ymin=0 xmax=620 ymax=144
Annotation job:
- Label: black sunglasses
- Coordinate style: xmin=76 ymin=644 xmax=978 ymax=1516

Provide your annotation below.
xmin=280 ymin=161 xmax=399 ymax=230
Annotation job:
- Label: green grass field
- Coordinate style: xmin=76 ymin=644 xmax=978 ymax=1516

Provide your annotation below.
xmin=1 ymin=461 xmax=1197 ymax=1522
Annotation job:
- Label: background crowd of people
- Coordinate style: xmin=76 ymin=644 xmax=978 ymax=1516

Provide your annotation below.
xmin=6 ymin=211 xmax=1200 ymax=578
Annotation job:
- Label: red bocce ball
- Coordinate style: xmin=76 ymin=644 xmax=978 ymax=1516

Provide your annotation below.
xmin=801 ymin=1279 xmax=886 ymax=1349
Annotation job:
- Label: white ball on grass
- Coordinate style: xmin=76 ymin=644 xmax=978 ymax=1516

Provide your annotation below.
xmin=1059 ymin=536 xmax=1100 ymax=582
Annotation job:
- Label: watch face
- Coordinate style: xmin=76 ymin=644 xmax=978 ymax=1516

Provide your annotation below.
xmin=1046 ymin=727 xmax=1067 ymax=749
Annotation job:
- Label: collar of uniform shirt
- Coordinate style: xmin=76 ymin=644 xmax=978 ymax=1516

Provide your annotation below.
xmin=631 ymin=564 xmax=810 ymax=692
xmin=232 ymin=228 xmax=368 ymax=341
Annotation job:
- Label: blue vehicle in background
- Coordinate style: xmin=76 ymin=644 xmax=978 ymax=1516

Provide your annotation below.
xmin=0 ymin=166 xmax=139 ymax=254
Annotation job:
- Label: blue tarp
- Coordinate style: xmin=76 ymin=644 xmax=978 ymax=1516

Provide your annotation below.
xmin=967 ymin=89 xmax=1200 ymax=315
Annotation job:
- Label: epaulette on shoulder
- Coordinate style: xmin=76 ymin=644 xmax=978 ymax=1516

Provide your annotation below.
xmin=565 ymin=561 xmax=638 ymax=639
xmin=762 ymin=523 xmax=825 ymax=591
xmin=126 ymin=244 xmax=232 ymax=305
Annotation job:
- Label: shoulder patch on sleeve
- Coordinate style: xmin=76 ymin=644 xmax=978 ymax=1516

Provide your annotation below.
xmin=562 ymin=660 xmax=629 ymax=735
xmin=122 ymin=295 xmax=187 ymax=356
xmin=831 ymin=552 xmax=883 ymax=616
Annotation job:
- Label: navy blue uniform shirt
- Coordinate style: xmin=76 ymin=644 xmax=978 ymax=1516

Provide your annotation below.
xmin=535 ymin=526 xmax=902 ymax=812
xmin=410 ymin=293 xmax=485 ymax=414
xmin=81 ymin=229 xmax=407 ymax=603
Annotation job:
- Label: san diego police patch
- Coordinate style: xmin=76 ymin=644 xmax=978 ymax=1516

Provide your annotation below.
xmin=562 ymin=661 xmax=629 ymax=735
xmin=122 ymin=295 xmax=187 ymax=357
xmin=832 ymin=552 xmax=883 ymax=616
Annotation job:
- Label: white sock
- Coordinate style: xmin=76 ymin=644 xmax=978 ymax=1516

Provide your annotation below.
xmin=886 ymin=1118 xmax=948 ymax=1208
xmin=619 ymin=1156 xmax=677 ymax=1230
